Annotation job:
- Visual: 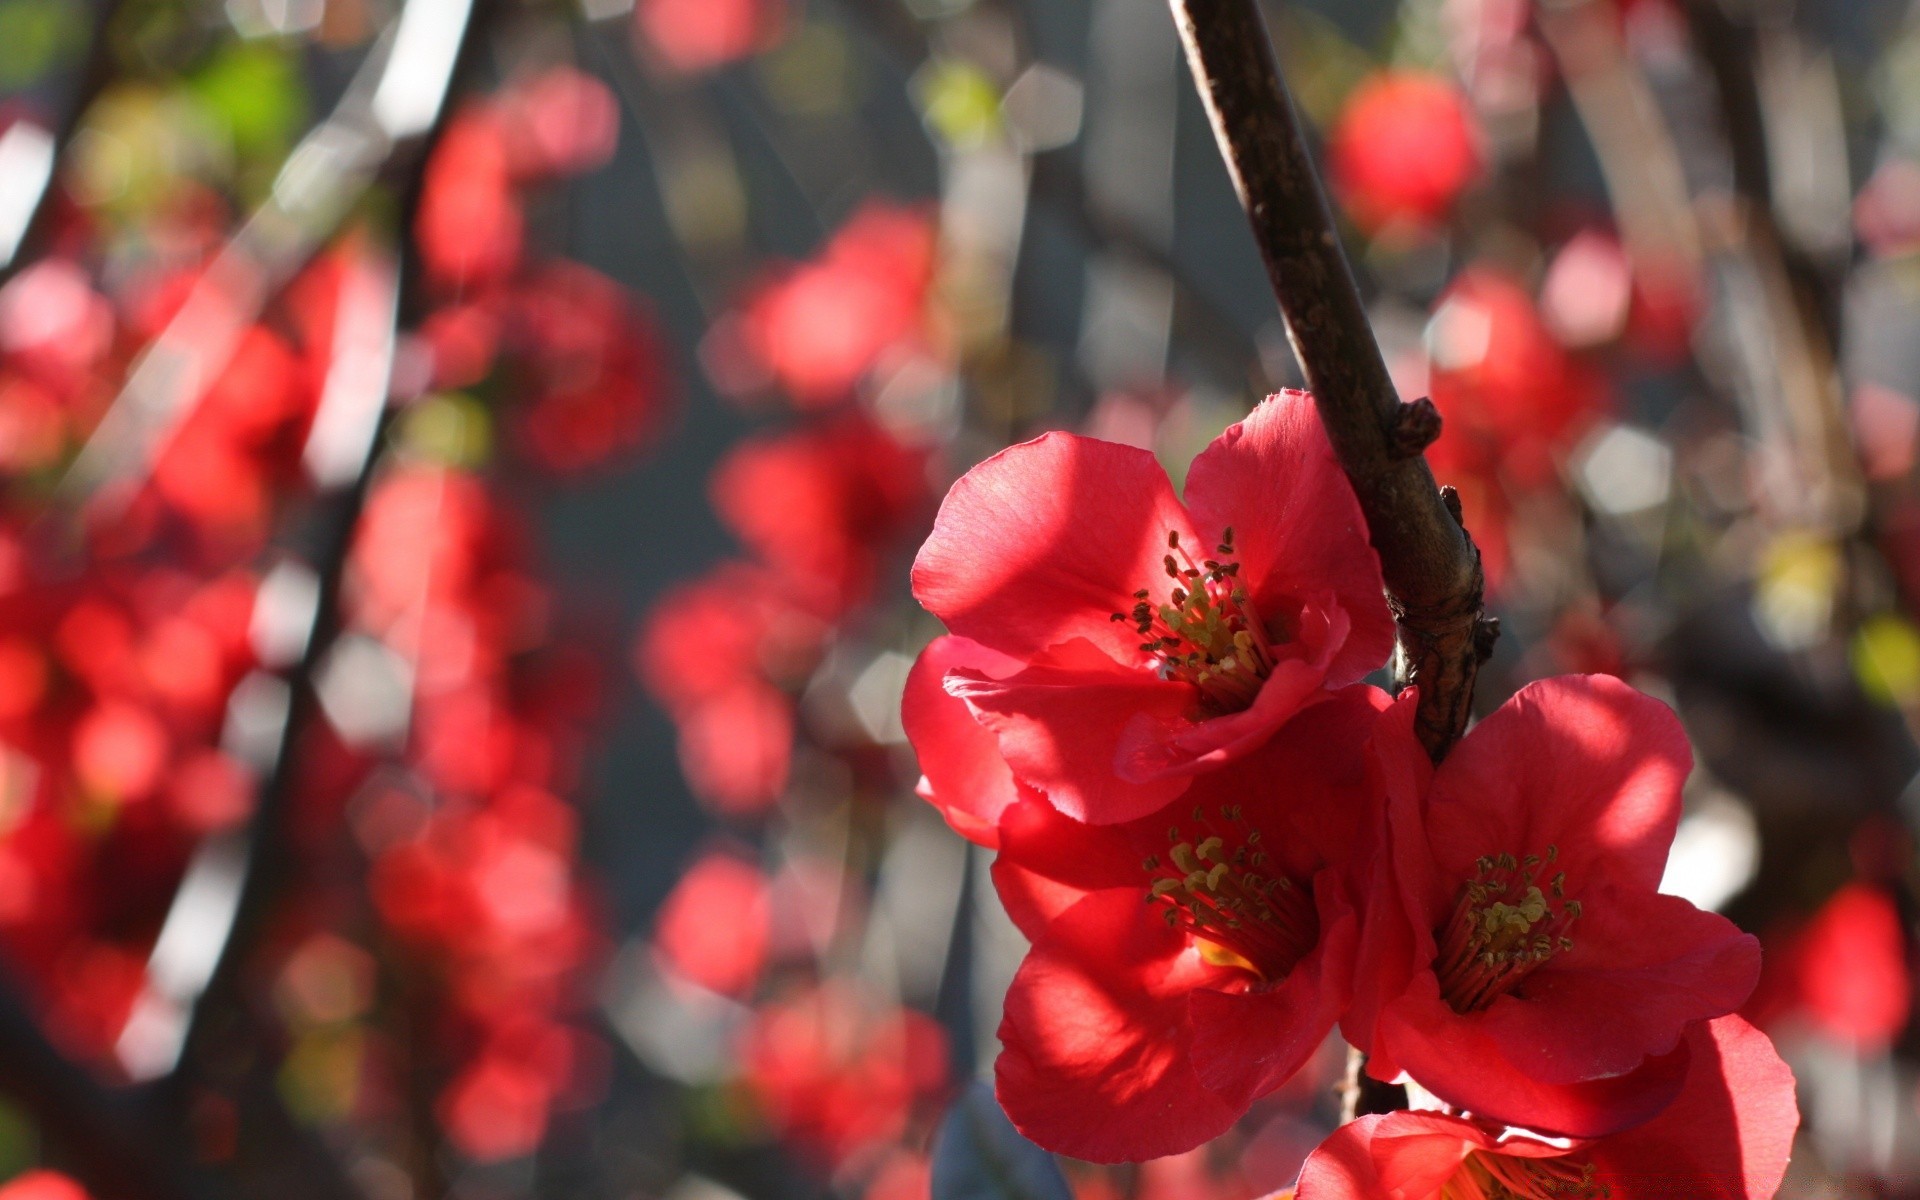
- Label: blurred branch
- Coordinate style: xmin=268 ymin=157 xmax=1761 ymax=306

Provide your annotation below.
xmin=0 ymin=969 xmax=199 ymax=1200
xmin=0 ymin=0 xmax=125 ymax=285
xmin=144 ymin=1 xmax=499 ymax=1192
xmin=1166 ymin=0 xmax=1494 ymax=761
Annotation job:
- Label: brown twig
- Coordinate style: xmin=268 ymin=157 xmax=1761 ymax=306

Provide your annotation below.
xmin=1166 ymin=0 xmax=1493 ymax=761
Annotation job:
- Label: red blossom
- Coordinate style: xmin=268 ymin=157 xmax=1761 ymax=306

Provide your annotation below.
xmin=1328 ymin=72 xmax=1482 ymax=237
xmin=710 ymin=413 xmax=930 ymax=614
xmin=1426 ymin=267 xmax=1607 ymax=491
xmin=910 ymin=391 xmax=1393 ymax=825
xmin=652 ymin=848 xmax=772 ymax=997
xmin=636 ymin=0 xmax=785 ymax=74
xmin=416 ymin=110 xmax=524 ymax=293
xmin=1776 ymin=881 xmax=1912 ymax=1052
xmin=739 ymin=982 xmax=950 ymax=1172
xmin=1347 ymin=676 xmax=1761 ymax=1138
xmin=0 ymin=1172 xmax=91 ymax=1200
xmin=1294 ymin=1016 xmax=1796 ymax=1200
xmin=988 ymin=687 xmax=1390 ymax=1162
xmin=726 ymin=202 xmax=939 ymax=407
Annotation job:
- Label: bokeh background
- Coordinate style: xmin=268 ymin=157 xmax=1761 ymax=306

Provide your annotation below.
xmin=0 ymin=0 xmax=1916 ymax=1197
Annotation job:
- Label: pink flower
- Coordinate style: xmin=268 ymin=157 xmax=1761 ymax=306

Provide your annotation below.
xmin=910 ymin=391 xmax=1393 ymax=824
xmin=1347 ymin=676 xmax=1761 ymax=1138
xmin=1294 ymin=1017 xmax=1797 ymax=1200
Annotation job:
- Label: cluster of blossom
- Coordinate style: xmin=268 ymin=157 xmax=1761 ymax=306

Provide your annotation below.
xmin=335 ymin=461 xmax=608 ymax=1162
xmin=637 ymin=200 xmax=939 ymax=815
xmin=416 ymin=66 xmax=671 ymax=474
xmin=0 ymin=191 xmax=342 ymax=1065
xmin=0 ymin=57 xmax=668 ymax=1178
xmin=902 ymin=391 xmax=1798 ymax=1196
xmin=0 ymin=536 xmax=260 ymax=1062
xmin=631 ymin=199 xmax=957 ymax=1192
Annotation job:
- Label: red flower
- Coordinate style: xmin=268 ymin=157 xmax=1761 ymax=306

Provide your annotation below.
xmin=1328 ymin=72 xmax=1482 ymax=237
xmin=988 ymin=687 xmax=1389 ymax=1162
xmin=726 ymin=202 xmax=938 ymax=407
xmin=1426 ymin=267 xmax=1607 ymax=490
xmin=710 ymin=414 xmax=930 ymax=615
xmin=910 ymin=391 xmax=1393 ymax=824
xmin=652 ymin=848 xmax=771 ymax=997
xmin=738 ymin=982 xmax=950 ymax=1172
xmin=1784 ymin=881 xmax=1911 ymax=1053
xmin=0 ymin=1172 xmax=91 ymax=1200
xmin=1294 ymin=1016 xmax=1796 ymax=1200
xmin=1348 ymin=676 xmax=1761 ymax=1138
xmin=636 ymin=0 xmax=784 ymax=75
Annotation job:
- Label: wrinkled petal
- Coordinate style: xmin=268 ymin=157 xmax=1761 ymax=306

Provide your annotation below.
xmin=1425 ymin=675 xmax=1691 ymax=891
xmin=913 ymin=433 xmax=1197 ymax=662
xmin=902 ymin=636 xmax=1024 ymax=846
xmin=1182 ymin=391 xmax=1395 ymax=686
xmin=996 ymin=890 xmax=1245 ymax=1162
xmin=951 ymin=639 xmax=1195 ymax=824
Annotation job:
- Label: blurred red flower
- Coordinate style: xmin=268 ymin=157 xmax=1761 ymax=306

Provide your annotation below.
xmin=636 ymin=0 xmax=785 ymax=75
xmin=728 ymin=202 xmax=938 ymax=408
xmin=0 ymin=1172 xmax=91 ymax=1200
xmin=1426 ymin=267 xmax=1607 ymax=490
xmin=1785 ymin=881 xmax=1912 ymax=1053
xmin=1328 ymin=72 xmax=1482 ymax=237
xmin=710 ymin=413 xmax=930 ymax=614
xmin=652 ymin=849 xmax=772 ymax=997
xmin=739 ymin=982 xmax=948 ymax=1172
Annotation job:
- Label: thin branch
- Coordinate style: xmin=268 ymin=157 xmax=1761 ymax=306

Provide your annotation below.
xmin=1166 ymin=0 xmax=1494 ymax=761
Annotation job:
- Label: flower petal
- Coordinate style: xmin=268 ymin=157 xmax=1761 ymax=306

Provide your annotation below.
xmin=1187 ymin=891 xmax=1357 ymax=1102
xmin=1182 ymin=391 xmax=1395 ymax=686
xmin=1294 ymin=1112 xmax=1491 ymax=1200
xmin=950 ymin=639 xmax=1196 ymax=824
xmin=995 ymin=890 xmax=1246 ymax=1162
xmin=991 ymin=791 xmax=1146 ymax=939
xmin=1591 ymin=1016 xmax=1798 ymax=1200
xmin=902 ymin=636 xmax=1025 ymax=846
xmin=913 ymin=433 xmax=1197 ymax=662
xmin=1425 ymin=675 xmax=1691 ymax=892
xmin=1479 ymin=891 xmax=1760 ymax=1083
xmin=1377 ymin=973 xmax=1691 ymax=1137
xmin=1113 ymin=599 xmax=1346 ymax=786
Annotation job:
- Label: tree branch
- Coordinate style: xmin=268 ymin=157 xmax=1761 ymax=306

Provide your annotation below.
xmin=1166 ymin=0 xmax=1493 ymax=762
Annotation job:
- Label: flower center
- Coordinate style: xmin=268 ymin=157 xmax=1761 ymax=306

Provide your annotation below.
xmin=1141 ymin=803 xmax=1317 ymax=981
xmin=1435 ymin=847 xmax=1581 ymax=1013
xmin=1112 ymin=528 xmax=1277 ymax=716
xmin=1443 ymin=1152 xmax=1609 ymax=1200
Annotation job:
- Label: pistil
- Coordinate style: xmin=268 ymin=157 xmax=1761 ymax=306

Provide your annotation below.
xmin=1111 ymin=528 xmax=1280 ymax=715
xmin=1143 ymin=803 xmax=1318 ymax=981
xmin=1442 ymin=1152 xmax=1609 ymax=1200
xmin=1435 ymin=847 xmax=1580 ymax=1013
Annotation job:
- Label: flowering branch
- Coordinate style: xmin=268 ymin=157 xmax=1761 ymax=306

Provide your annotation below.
xmin=1166 ymin=0 xmax=1494 ymax=761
